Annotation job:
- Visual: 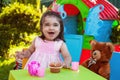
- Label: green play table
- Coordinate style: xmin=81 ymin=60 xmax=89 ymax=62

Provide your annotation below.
xmin=9 ymin=65 xmax=106 ymax=80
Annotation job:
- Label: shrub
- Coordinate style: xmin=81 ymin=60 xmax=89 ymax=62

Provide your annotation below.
xmin=0 ymin=2 xmax=41 ymax=58
xmin=110 ymin=21 xmax=120 ymax=44
xmin=111 ymin=9 xmax=120 ymax=44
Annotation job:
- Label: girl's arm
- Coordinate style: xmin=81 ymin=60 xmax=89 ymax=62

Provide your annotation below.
xmin=15 ymin=38 xmax=36 ymax=59
xmin=23 ymin=38 xmax=36 ymax=58
xmin=60 ymin=42 xmax=72 ymax=68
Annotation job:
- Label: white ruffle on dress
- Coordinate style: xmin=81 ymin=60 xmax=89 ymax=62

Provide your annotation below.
xmin=24 ymin=36 xmax=63 ymax=69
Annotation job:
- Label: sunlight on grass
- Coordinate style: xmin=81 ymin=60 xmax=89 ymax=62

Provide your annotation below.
xmin=0 ymin=58 xmax=15 ymax=80
xmin=0 ymin=33 xmax=38 ymax=80
xmin=0 ymin=58 xmax=15 ymax=66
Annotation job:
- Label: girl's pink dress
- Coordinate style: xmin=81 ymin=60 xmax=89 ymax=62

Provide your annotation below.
xmin=24 ymin=36 xmax=63 ymax=69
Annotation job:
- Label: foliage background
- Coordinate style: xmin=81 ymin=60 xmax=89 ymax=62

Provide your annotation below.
xmin=0 ymin=1 xmax=47 ymax=80
xmin=110 ymin=20 xmax=120 ymax=44
xmin=0 ymin=2 xmax=41 ymax=58
xmin=0 ymin=0 xmax=119 ymax=80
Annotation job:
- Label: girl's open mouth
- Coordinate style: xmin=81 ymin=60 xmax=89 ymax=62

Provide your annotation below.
xmin=48 ymin=32 xmax=55 ymax=37
xmin=48 ymin=32 xmax=55 ymax=35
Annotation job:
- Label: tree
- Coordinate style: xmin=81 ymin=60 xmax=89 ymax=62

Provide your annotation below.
xmin=0 ymin=2 xmax=41 ymax=57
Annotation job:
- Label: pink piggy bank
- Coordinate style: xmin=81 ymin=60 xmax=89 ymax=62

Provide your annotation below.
xmin=28 ymin=61 xmax=41 ymax=76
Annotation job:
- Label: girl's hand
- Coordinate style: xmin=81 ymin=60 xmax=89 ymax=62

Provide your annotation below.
xmin=22 ymin=49 xmax=31 ymax=58
xmin=15 ymin=49 xmax=31 ymax=60
xmin=15 ymin=51 xmax=25 ymax=59
xmin=62 ymin=62 xmax=71 ymax=69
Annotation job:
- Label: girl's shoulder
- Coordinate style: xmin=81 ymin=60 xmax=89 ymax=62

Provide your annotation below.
xmin=34 ymin=36 xmax=43 ymax=43
xmin=34 ymin=36 xmax=45 ymax=47
xmin=35 ymin=36 xmax=43 ymax=41
xmin=56 ymin=39 xmax=64 ymax=43
xmin=55 ymin=39 xmax=64 ymax=47
xmin=54 ymin=39 xmax=64 ymax=50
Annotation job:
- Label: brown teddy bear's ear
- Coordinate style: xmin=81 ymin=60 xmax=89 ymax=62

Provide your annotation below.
xmin=90 ymin=40 xmax=97 ymax=47
xmin=106 ymin=42 xmax=114 ymax=52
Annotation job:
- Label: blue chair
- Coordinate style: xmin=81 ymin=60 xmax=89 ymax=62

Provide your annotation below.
xmin=110 ymin=52 xmax=120 ymax=80
xmin=64 ymin=34 xmax=83 ymax=62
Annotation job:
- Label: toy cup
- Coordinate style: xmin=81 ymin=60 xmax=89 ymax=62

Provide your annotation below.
xmin=71 ymin=62 xmax=79 ymax=71
xmin=37 ymin=68 xmax=45 ymax=77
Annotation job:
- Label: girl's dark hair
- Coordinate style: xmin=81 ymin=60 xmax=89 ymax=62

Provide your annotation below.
xmin=40 ymin=11 xmax=65 ymax=41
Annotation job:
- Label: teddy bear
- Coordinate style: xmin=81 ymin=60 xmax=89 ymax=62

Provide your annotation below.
xmin=82 ymin=40 xmax=114 ymax=80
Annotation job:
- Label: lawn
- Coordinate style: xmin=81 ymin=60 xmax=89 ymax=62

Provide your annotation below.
xmin=0 ymin=33 xmax=37 ymax=80
xmin=0 ymin=57 xmax=15 ymax=80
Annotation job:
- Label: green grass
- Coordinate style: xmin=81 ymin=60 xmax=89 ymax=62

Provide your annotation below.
xmin=0 ymin=41 xmax=28 ymax=80
xmin=0 ymin=33 xmax=37 ymax=80
xmin=0 ymin=57 xmax=15 ymax=80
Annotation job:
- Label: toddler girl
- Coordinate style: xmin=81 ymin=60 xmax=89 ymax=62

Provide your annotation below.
xmin=15 ymin=11 xmax=72 ymax=69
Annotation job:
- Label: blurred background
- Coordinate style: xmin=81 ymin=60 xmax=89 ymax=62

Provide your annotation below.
xmin=0 ymin=0 xmax=119 ymax=80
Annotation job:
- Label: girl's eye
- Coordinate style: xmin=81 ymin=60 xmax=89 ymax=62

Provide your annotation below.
xmin=44 ymin=23 xmax=50 ymax=26
xmin=53 ymin=23 xmax=59 ymax=27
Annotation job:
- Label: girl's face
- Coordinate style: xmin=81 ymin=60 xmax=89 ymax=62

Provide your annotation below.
xmin=42 ymin=16 xmax=61 ymax=41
